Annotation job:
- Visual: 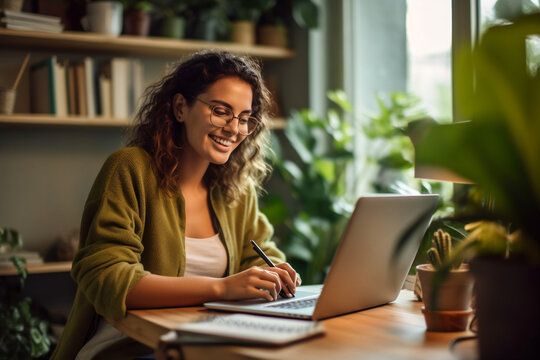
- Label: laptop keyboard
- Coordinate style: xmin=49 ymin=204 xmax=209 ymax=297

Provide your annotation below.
xmin=267 ymin=298 xmax=317 ymax=309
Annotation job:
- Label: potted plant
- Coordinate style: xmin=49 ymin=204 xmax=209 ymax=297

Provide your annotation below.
xmin=412 ymin=13 xmax=540 ymax=359
xmin=184 ymin=0 xmax=229 ymax=42
xmin=83 ymin=0 xmax=124 ymax=36
xmin=416 ymin=229 xmax=474 ymax=331
xmin=121 ymin=0 xmax=153 ymax=36
xmin=258 ymin=0 xmax=319 ymax=47
xmin=154 ymin=0 xmax=188 ymax=39
xmin=226 ymin=0 xmax=276 ymax=45
xmin=0 ymin=226 xmax=51 ymax=359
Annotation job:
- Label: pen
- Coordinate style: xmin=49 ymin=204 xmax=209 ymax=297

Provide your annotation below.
xmin=250 ymin=239 xmax=295 ymax=298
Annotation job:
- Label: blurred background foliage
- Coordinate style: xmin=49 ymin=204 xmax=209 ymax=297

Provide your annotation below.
xmin=262 ymin=90 xmax=355 ymax=284
xmin=262 ymin=90 xmax=460 ymax=283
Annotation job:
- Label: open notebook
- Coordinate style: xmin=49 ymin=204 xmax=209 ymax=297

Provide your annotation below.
xmin=174 ymin=314 xmax=324 ymax=346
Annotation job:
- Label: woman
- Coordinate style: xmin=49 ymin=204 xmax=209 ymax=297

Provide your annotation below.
xmin=52 ymin=51 xmax=300 ymax=359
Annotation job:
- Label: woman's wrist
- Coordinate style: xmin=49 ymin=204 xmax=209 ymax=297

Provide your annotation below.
xmin=211 ymin=277 xmax=226 ymax=300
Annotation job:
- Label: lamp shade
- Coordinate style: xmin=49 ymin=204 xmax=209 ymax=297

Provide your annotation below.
xmin=414 ymin=164 xmax=472 ymax=184
xmin=407 ymin=119 xmax=472 ymax=184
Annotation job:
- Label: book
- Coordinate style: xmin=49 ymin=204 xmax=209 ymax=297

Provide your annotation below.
xmin=0 ymin=18 xmax=63 ymax=33
xmin=83 ymin=57 xmax=96 ymax=118
xmin=30 ymin=57 xmax=55 ymax=114
xmin=74 ymin=61 xmax=87 ymax=115
xmin=0 ymin=250 xmax=43 ymax=267
xmin=130 ymin=59 xmax=144 ymax=116
xmin=98 ymin=66 xmax=112 ymax=117
xmin=111 ymin=58 xmax=130 ymax=120
xmin=1 ymin=10 xmax=63 ymax=33
xmin=175 ymin=314 xmax=325 ymax=346
xmin=29 ymin=56 xmax=68 ymax=116
xmin=54 ymin=59 xmax=68 ymax=116
xmin=1 ymin=10 xmax=62 ymax=24
xmin=67 ymin=63 xmax=77 ymax=115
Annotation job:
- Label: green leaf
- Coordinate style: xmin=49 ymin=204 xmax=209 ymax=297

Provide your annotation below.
xmin=281 ymin=160 xmax=303 ymax=182
xmin=378 ymin=151 xmax=413 ymax=169
xmin=283 ymin=237 xmax=313 ymax=262
xmin=292 ymin=216 xmax=319 ymax=249
xmin=30 ymin=328 xmax=41 ymax=344
xmin=328 ymin=90 xmax=353 ymax=112
xmin=266 ymin=132 xmax=283 ymax=163
xmin=291 ymin=0 xmax=319 ymax=29
xmin=260 ymin=194 xmax=288 ymax=225
xmin=284 ymin=113 xmax=314 ymax=164
xmin=313 ymin=159 xmax=335 ymax=183
xmin=326 ymin=109 xmax=341 ymax=131
xmin=10 ymin=256 xmax=27 ymax=282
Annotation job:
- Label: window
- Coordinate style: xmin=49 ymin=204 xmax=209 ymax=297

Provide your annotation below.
xmin=341 ymin=0 xmax=453 ymax=194
xmin=407 ymin=0 xmax=452 ymax=122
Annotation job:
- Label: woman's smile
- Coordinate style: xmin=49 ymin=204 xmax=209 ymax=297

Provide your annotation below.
xmin=209 ymin=134 xmax=234 ymax=148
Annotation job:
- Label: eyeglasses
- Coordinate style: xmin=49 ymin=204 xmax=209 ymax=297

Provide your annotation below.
xmin=195 ymin=98 xmax=260 ymax=136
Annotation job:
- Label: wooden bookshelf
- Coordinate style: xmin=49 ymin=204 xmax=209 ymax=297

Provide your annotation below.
xmin=0 ymin=28 xmax=295 ymax=59
xmin=0 ymin=114 xmax=129 ymax=127
xmin=0 ymin=261 xmax=72 ymax=276
xmin=0 ymin=114 xmax=287 ymax=130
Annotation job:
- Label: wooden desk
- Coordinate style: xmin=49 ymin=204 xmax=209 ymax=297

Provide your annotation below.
xmin=111 ymin=290 xmax=477 ymax=360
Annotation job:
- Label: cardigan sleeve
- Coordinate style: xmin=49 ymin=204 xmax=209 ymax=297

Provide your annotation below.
xmin=71 ymin=149 xmax=151 ymax=321
xmin=238 ymin=184 xmax=286 ymax=271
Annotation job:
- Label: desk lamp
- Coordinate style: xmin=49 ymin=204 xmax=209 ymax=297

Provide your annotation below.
xmin=410 ymin=123 xmax=475 ymax=333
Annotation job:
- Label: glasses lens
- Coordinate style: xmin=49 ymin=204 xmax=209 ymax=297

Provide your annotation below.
xmin=239 ymin=116 xmax=259 ymax=135
xmin=211 ymin=106 xmax=232 ymax=126
xmin=210 ymin=106 xmax=259 ymax=135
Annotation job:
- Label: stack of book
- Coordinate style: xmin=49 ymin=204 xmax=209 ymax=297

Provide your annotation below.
xmin=0 ymin=10 xmax=63 ymax=33
xmin=0 ymin=250 xmax=43 ymax=267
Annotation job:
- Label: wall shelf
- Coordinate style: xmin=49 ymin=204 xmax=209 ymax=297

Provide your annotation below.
xmin=0 ymin=114 xmax=287 ymax=130
xmin=0 ymin=114 xmax=129 ymax=127
xmin=0 ymin=28 xmax=295 ymax=59
xmin=0 ymin=261 xmax=72 ymax=276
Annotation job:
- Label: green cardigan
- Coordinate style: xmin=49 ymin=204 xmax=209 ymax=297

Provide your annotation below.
xmin=52 ymin=147 xmax=285 ymax=359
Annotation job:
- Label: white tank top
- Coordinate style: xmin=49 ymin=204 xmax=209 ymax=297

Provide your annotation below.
xmin=183 ymin=233 xmax=228 ymax=278
xmin=76 ymin=233 xmax=228 ymax=359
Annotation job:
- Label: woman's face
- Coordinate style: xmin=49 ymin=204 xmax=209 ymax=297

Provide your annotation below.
xmin=175 ymin=77 xmax=252 ymax=165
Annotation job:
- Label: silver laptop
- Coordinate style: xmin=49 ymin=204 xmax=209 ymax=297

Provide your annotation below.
xmin=205 ymin=194 xmax=439 ymax=320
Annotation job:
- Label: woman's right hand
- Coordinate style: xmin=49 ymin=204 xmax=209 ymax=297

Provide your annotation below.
xmin=218 ymin=267 xmax=282 ymax=302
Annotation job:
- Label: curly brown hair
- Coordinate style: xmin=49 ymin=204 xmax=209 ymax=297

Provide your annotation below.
xmin=127 ymin=51 xmax=273 ymax=204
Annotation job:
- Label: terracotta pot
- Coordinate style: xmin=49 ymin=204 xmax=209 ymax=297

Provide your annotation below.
xmin=471 ymin=257 xmax=540 ymax=360
xmin=416 ymin=263 xmax=474 ymax=331
xmin=417 ymin=263 xmax=474 ymax=310
xmin=123 ymin=10 xmax=151 ymax=36
xmin=230 ymin=21 xmax=255 ymax=45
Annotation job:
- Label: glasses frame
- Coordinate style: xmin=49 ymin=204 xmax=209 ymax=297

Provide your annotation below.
xmin=195 ymin=98 xmax=260 ymax=136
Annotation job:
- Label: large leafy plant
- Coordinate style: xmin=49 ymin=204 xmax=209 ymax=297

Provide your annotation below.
xmin=263 ymin=91 xmax=355 ymax=284
xmin=414 ymin=13 xmax=540 ymax=265
xmin=0 ymin=227 xmax=51 ymax=359
xmin=363 ymin=92 xmax=461 ymax=271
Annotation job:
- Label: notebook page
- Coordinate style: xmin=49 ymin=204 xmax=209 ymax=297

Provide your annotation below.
xmin=176 ymin=314 xmax=325 ymax=345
